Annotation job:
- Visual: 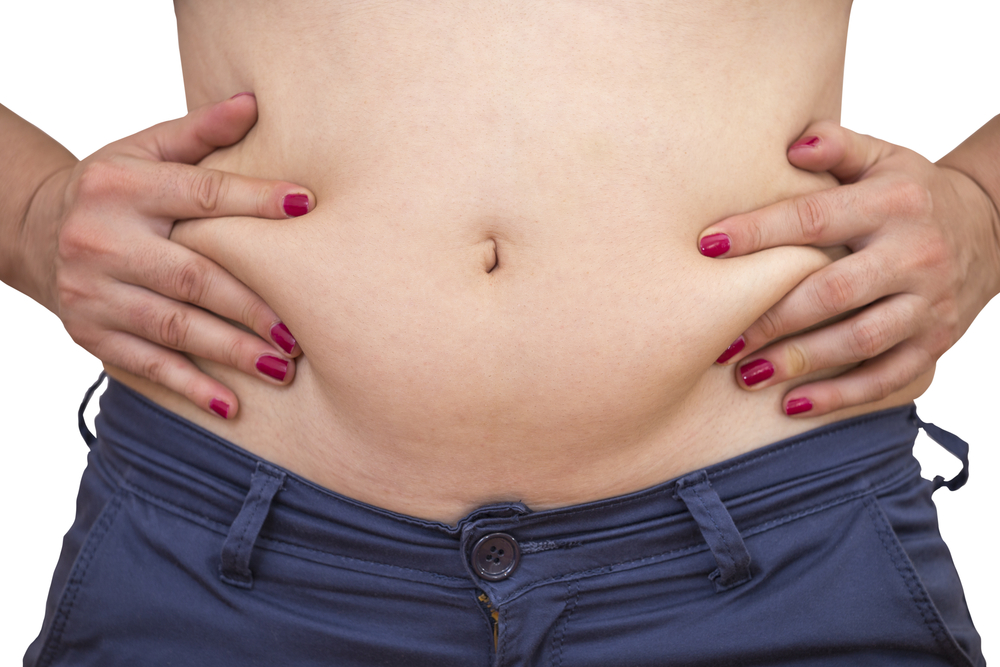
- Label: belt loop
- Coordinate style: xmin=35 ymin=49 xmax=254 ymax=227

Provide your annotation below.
xmin=674 ymin=470 xmax=752 ymax=592
xmin=219 ymin=462 xmax=286 ymax=589
xmin=913 ymin=414 xmax=970 ymax=492
xmin=78 ymin=372 xmax=107 ymax=448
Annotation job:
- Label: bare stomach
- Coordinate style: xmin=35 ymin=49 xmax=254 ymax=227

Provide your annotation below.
xmin=111 ymin=0 xmax=929 ymax=523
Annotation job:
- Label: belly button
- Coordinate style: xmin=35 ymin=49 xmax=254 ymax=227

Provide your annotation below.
xmin=482 ymin=238 xmax=499 ymax=274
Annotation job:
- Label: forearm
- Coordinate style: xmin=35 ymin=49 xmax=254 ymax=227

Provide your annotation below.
xmin=0 ymin=104 xmax=77 ymax=308
xmin=937 ymin=114 xmax=1000 ymax=298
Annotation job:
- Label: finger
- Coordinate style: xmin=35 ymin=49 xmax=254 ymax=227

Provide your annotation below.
xmin=699 ymin=176 xmax=901 ymax=258
xmin=784 ymin=121 xmax=890 ymax=183
xmin=93 ymin=330 xmax=240 ymax=419
xmin=732 ymin=294 xmax=922 ymax=391
xmin=736 ymin=246 xmax=906 ymax=354
xmin=128 ymin=158 xmax=314 ymax=221
xmin=112 ymin=283 xmax=297 ymax=386
xmin=122 ymin=238 xmax=300 ymax=356
xmin=779 ymin=343 xmax=933 ymax=417
xmin=125 ymin=92 xmax=261 ymax=165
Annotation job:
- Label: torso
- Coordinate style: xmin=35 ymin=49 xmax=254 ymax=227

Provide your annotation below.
xmin=113 ymin=0 xmax=930 ymax=523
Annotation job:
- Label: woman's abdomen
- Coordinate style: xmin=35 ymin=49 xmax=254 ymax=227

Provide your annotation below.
xmin=119 ymin=0 xmax=930 ymax=522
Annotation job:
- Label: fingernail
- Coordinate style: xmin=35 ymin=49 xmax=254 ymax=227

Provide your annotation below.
xmin=716 ymin=335 xmax=746 ymax=364
xmin=740 ymin=358 xmax=774 ymax=386
xmin=785 ymin=397 xmax=814 ymax=415
xmin=699 ymin=233 xmax=730 ymax=258
xmin=283 ymin=193 xmax=309 ymax=217
xmin=256 ymin=354 xmax=289 ymax=381
xmin=229 ymin=91 xmax=255 ymax=100
xmin=209 ymin=398 xmax=230 ymax=419
xmin=790 ymin=136 xmax=820 ymax=150
xmin=270 ymin=322 xmax=296 ymax=354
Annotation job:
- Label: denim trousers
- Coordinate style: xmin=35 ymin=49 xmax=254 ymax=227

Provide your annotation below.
xmin=25 ymin=376 xmax=984 ymax=666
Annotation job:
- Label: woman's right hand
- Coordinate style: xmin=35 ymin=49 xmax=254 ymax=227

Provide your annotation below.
xmin=25 ymin=93 xmax=314 ymax=420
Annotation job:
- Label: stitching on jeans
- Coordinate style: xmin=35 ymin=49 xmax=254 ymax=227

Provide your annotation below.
xmin=691 ymin=483 xmax=736 ymax=572
xmin=550 ymin=581 xmax=579 ymax=667
xmin=116 ymin=480 xmax=468 ymax=585
xmin=35 ymin=490 xmax=125 ymax=667
xmin=223 ymin=469 xmax=283 ymax=581
xmin=497 ymin=478 xmax=911 ymax=602
xmin=862 ymin=496 xmax=973 ymax=667
xmin=497 ymin=602 xmax=509 ymax=667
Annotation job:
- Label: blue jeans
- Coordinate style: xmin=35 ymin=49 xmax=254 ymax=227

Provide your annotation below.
xmin=26 ymin=376 xmax=984 ymax=666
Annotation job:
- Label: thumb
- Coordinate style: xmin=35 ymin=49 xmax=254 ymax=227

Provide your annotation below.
xmin=787 ymin=120 xmax=890 ymax=184
xmin=123 ymin=92 xmax=259 ymax=165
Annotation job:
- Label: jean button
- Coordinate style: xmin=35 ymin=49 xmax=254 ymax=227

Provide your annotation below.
xmin=471 ymin=533 xmax=520 ymax=581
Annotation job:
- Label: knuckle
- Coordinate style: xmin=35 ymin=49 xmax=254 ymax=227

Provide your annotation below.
xmin=159 ymin=310 xmax=193 ymax=350
xmin=742 ymin=214 xmax=766 ymax=251
xmin=794 ymin=195 xmax=829 ymax=241
xmin=890 ymin=178 xmax=933 ymax=219
xmin=74 ymin=159 xmax=124 ymax=200
xmin=754 ymin=310 xmax=785 ymax=341
xmin=138 ymin=354 xmax=169 ymax=385
xmin=784 ymin=343 xmax=811 ymax=376
xmin=170 ymin=258 xmax=210 ymax=304
xmin=241 ymin=297 xmax=272 ymax=331
xmin=848 ymin=319 xmax=888 ymax=360
xmin=811 ymin=271 xmax=855 ymax=314
xmin=191 ymin=169 xmax=227 ymax=214
xmin=56 ymin=215 xmax=105 ymax=264
xmin=910 ymin=230 xmax=950 ymax=271
xmin=221 ymin=334 xmax=249 ymax=369
xmin=52 ymin=271 xmax=88 ymax=310
xmin=861 ymin=373 xmax=896 ymax=404
xmin=256 ymin=183 xmax=276 ymax=217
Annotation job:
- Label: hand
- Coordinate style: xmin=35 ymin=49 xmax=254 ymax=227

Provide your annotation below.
xmin=699 ymin=121 xmax=1000 ymax=417
xmin=25 ymin=93 xmax=315 ymax=419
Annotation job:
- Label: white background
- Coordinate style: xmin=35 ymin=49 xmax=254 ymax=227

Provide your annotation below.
xmin=1 ymin=0 xmax=997 ymax=662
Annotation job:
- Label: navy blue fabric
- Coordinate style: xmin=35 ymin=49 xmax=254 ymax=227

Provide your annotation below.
xmin=26 ymin=378 xmax=984 ymax=666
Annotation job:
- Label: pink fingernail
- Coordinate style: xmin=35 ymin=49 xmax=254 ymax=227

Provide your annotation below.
xmin=256 ymin=355 xmax=289 ymax=381
xmin=740 ymin=358 xmax=774 ymax=386
xmin=210 ymin=398 xmax=230 ymax=419
xmin=790 ymin=136 xmax=820 ymax=150
xmin=229 ymin=91 xmax=255 ymax=100
xmin=699 ymin=233 xmax=730 ymax=258
xmin=716 ymin=336 xmax=746 ymax=364
xmin=785 ymin=397 xmax=814 ymax=415
xmin=283 ymin=193 xmax=309 ymax=217
xmin=270 ymin=322 xmax=296 ymax=354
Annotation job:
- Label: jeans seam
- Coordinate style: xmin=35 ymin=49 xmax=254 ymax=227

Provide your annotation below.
xmin=862 ymin=495 xmax=973 ymax=667
xmin=35 ymin=489 xmax=125 ymax=667
xmin=550 ymin=581 xmax=579 ymax=667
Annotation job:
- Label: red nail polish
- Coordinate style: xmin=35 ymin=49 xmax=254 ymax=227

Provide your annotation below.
xmin=256 ymin=355 xmax=289 ymax=381
xmin=210 ymin=398 xmax=230 ymax=419
xmin=699 ymin=233 xmax=731 ymax=258
xmin=270 ymin=322 xmax=296 ymax=354
xmin=229 ymin=91 xmax=255 ymax=100
xmin=790 ymin=136 xmax=820 ymax=150
xmin=740 ymin=358 xmax=774 ymax=386
xmin=283 ymin=193 xmax=309 ymax=217
xmin=785 ymin=397 xmax=814 ymax=415
xmin=716 ymin=336 xmax=746 ymax=364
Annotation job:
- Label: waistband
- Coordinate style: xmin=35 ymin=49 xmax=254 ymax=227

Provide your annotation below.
xmin=84 ymin=375 xmax=967 ymax=600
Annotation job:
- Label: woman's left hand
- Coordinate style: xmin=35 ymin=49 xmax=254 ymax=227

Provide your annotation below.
xmin=699 ymin=121 xmax=1000 ymax=417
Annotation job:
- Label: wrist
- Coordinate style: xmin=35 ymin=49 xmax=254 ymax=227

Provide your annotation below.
xmin=9 ymin=162 xmax=76 ymax=312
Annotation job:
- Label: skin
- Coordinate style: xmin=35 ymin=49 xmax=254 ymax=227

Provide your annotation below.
xmin=704 ymin=120 xmax=1000 ymax=415
xmin=1 ymin=0 xmax=998 ymax=525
